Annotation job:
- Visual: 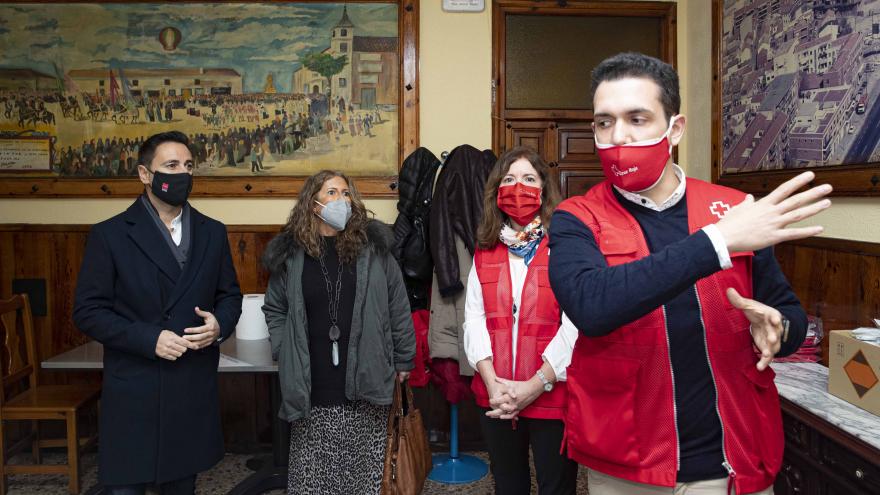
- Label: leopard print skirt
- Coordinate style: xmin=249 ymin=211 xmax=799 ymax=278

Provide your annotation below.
xmin=287 ymin=401 xmax=390 ymax=495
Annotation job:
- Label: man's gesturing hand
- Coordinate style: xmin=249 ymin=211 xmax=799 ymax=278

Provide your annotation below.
xmin=715 ymin=171 xmax=831 ymax=253
xmin=726 ymin=288 xmax=784 ymax=371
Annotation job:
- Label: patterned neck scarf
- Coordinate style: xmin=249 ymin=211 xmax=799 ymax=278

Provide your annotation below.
xmin=498 ymin=216 xmax=544 ymax=266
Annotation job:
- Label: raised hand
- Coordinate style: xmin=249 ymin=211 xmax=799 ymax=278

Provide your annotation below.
xmin=715 ymin=171 xmax=831 ymax=253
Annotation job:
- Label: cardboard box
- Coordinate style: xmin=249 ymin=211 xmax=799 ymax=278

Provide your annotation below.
xmin=828 ymin=330 xmax=880 ymax=417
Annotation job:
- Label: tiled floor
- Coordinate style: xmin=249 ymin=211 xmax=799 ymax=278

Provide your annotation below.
xmin=4 ymin=450 xmax=592 ymax=494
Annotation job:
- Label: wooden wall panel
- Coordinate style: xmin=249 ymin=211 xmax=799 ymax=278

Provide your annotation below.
xmin=226 ymin=229 xmax=276 ymax=294
xmin=0 ymin=228 xmax=92 ymax=385
xmin=775 ymin=238 xmax=880 ymax=364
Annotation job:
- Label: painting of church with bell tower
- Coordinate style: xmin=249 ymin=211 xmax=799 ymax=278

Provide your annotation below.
xmin=0 ymin=2 xmax=399 ymax=177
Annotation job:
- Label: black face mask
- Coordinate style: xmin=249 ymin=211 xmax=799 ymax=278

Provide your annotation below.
xmin=150 ymin=171 xmax=192 ymax=207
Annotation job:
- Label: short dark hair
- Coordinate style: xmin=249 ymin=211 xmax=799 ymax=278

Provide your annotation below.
xmin=591 ymin=52 xmax=680 ymax=121
xmin=138 ymin=131 xmax=190 ymax=169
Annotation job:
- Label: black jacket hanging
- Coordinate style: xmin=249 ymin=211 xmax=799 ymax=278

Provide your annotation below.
xmin=392 ymin=147 xmax=441 ymax=309
xmin=429 ymin=145 xmax=497 ymax=297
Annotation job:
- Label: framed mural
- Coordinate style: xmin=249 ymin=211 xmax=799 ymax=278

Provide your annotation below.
xmin=712 ymin=0 xmax=880 ymax=195
xmin=0 ymin=0 xmax=418 ymax=197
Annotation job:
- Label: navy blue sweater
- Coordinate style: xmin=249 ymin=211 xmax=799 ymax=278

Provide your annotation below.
xmin=548 ymin=189 xmax=806 ymax=482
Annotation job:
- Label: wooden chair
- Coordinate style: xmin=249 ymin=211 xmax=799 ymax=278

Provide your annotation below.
xmin=0 ymin=294 xmax=101 ymax=494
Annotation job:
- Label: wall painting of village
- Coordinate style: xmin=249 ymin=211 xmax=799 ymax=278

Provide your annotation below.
xmin=0 ymin=2 xmax=408 ymax=195
xmin=715 ymin=0 xmax=880 ymax=195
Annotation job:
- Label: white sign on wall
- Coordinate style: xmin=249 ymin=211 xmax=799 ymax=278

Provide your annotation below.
xmin=442 ymin=0 xmax=485 ymax=13
xmin=0 ymin=138 xmax=52 ymax=171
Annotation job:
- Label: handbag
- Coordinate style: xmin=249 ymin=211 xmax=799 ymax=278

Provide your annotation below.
xmin=381 ymin=381 xmax=432 ymax=495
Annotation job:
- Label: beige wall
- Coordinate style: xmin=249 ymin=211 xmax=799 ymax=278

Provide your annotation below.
xmin=1 ymin=0 xmax=876 ymax=242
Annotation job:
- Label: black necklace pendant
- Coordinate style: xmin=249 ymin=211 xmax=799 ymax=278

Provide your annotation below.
xmin=318 ymin=252 xmax=344 ymax=368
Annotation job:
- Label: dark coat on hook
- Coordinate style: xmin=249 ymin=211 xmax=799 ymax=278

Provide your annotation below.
xmin=429 ymin=145 xmax=497 ymax=297
xmin=392 ymin=147 xmax=442 ymax=310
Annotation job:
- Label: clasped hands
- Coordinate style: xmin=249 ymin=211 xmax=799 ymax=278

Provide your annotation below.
xmin=485 ymin=374 xmax=547 ymax=421
xmin=155 ymin=306 xmax=220 ymax=361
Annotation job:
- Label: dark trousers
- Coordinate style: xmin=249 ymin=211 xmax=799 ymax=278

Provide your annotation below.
xmin=105 ymin=475 xmax=196 ymax=495
xmin=479 ymin=412 xmax=578 ymax=495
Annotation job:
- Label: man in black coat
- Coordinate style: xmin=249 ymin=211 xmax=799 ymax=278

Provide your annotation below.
xmin=73 ymin=131 xmax=242 ymax=494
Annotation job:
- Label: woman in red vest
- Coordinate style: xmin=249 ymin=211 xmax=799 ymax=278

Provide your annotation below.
xmin=463 ymin=146 xmax=579 ymax=494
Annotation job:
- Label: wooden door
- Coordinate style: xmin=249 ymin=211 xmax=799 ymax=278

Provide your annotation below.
xmin=554 ymin=121 xmax=602 ymax=196
xmin=492 ymin=0 xmax=677 ymax=198
xmin=504 ymin=120 xmax=554 ymax=160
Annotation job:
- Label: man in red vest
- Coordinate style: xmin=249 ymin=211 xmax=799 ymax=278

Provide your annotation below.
xmin=548 ymin=52 xmax=832 ymax=494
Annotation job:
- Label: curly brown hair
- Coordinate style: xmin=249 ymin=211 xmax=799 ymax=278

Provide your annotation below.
xmin=476 ymin=146 xmax=562 ymax=249
xmin=282 ymin=170 xmax=371 ymax=263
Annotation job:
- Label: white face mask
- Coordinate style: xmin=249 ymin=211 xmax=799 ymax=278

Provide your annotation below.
xmin=315 ymin=198 xmax=352 ymax=231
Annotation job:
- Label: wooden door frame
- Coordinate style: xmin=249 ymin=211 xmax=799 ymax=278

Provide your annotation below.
xmin=491 ymin=0 xmax=678 ymax=154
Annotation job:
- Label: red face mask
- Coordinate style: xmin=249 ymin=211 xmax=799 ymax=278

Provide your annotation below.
xmin=497 ymin=182 xmax=542 ymax=226
xmin=595 ymin=116 xmax=677 ymax=192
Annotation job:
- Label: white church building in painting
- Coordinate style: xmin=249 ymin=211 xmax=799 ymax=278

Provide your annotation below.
xmin=292 ymin=6 xmax=398 ymax=110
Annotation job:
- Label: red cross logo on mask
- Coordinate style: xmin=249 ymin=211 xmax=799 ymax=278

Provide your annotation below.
xmin=709 ymin=201 xmax=731 ymax=219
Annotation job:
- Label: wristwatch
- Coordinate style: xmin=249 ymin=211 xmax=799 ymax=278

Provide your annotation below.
xmin=536 ymin=370 xmax=554 ymax=392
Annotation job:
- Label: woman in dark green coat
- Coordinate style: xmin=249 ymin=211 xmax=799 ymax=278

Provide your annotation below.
xmin=262 ymin=170 xmax=416 ymax=495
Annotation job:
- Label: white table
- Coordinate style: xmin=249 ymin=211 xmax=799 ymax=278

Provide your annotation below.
xmin=43 ymin=337 xmax=278 ymax=373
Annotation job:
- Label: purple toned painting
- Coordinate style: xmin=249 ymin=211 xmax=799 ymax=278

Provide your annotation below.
xmin=719 ymin=0 xmax=880 ymax=174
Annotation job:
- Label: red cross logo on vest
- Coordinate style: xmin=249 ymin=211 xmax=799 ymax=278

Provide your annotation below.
xmin=709 ymin=200 xmax=731 ymax=219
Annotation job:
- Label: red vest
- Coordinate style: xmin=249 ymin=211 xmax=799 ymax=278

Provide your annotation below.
xmin=557 ymin=179 xmax=783 ymax=494
xmin=470 ymin=237 xmax=567 ymax=420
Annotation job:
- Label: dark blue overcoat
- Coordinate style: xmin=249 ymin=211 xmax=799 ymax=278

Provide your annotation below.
xmin=73 ymin=199 xmax=242 ymax=485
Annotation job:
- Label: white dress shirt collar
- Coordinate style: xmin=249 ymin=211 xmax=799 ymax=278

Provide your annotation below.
xmin=614 ymin=164 xmax=686 ymax=212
